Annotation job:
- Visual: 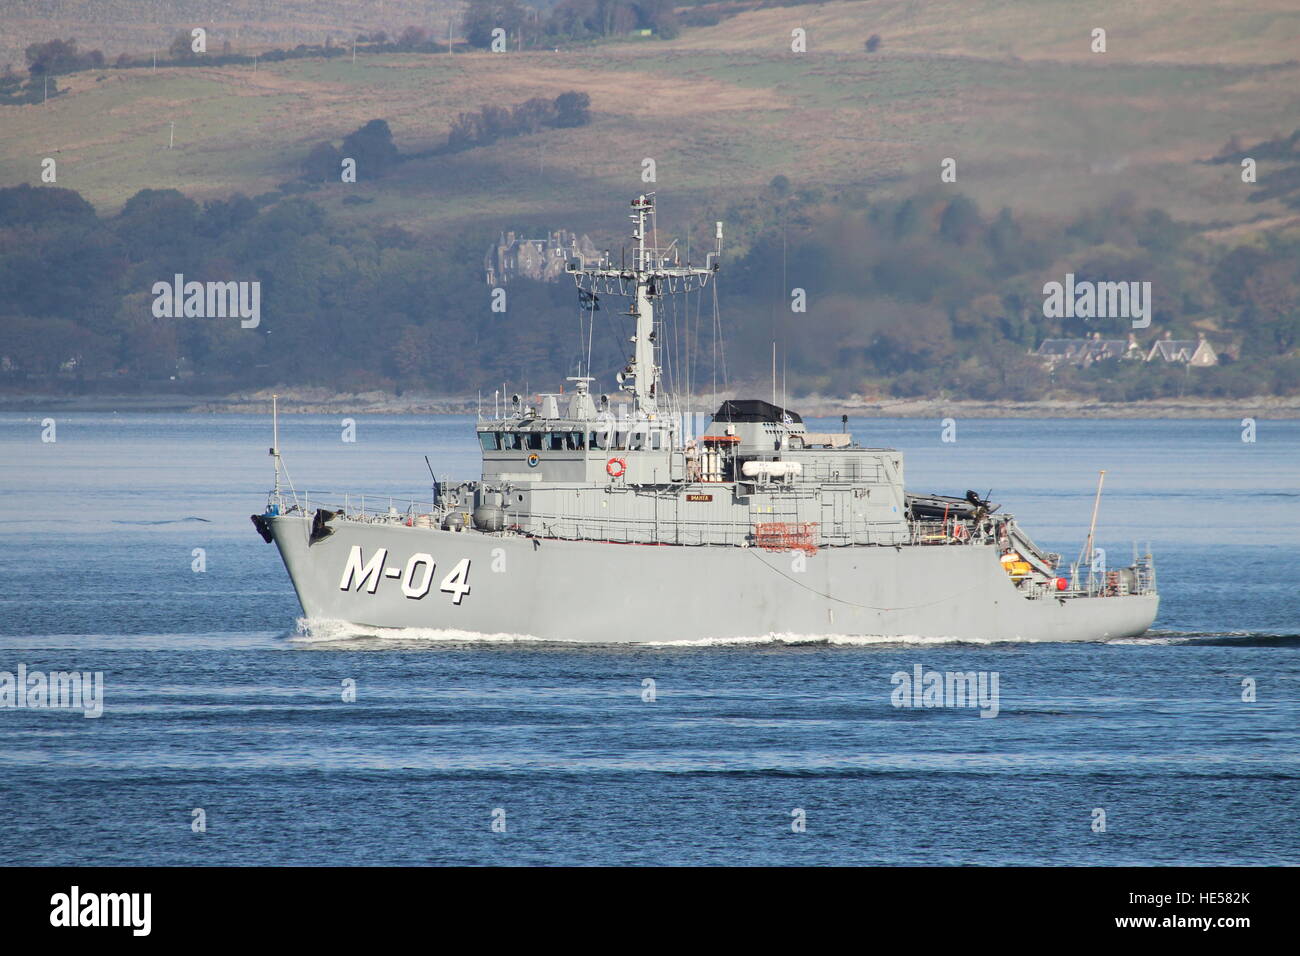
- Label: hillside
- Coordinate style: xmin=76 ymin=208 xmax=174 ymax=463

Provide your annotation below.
xmin=2 ymin=1 xmax=1299 ymax=403
xmin=0 ymin=0 xmax=1296 ymax=239
xmin=0 ymin=0 xmax=464 ymax=70
xmin=673 ymin=0 xmax=1300 ymax=64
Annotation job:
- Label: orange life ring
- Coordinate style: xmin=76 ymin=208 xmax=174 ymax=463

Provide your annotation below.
xmin=606 ymin=457 xmax=626 ymax=478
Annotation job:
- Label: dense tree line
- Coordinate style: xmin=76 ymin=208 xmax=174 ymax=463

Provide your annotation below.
xmin=1211 ymin=129 xmax=1300 ymax=211
xmin=11 ymin=31 xmax=452 ymax=87
xmin=24 ymin=38 xmax=106 ymax=75
xmin=0 ymin=66 xmax=58 ymax=104
xmin=446 ymin=92 xmax=591 ymax=152
xmin=715 ymin=180 xmax=1300 ymax=401
xmin=12 ymin=0 xmax=683 ymax=92
xmin=462 ymin=0 xmax=680 ymax=48
xmin=1 ymin=180 xmax=1297 ymax=401
xmin=299 ymin=98 xmax=591 ymax=183
xmin=301 ymin=120 xmax=401 ymax=182
xmin=0 ymin=37 xmax=102 ymax=102
xmin=0 ymin=184 xmax=635 ymax=394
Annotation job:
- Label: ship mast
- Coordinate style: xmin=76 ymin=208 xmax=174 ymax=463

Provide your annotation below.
xmin=567 ymin=194 xmax=721 ymax=419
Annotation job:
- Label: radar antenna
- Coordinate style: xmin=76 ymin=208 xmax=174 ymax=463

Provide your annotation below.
xmin=566 ymin=194 xmax=721 ymax=419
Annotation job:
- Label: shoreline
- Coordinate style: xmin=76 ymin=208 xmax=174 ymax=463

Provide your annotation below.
xmin=2 ymin=390 xmax=1298 ymax=419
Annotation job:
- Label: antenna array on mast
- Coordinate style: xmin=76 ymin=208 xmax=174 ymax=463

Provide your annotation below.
xmin=565 ymin=194 xmax=721 ymax=418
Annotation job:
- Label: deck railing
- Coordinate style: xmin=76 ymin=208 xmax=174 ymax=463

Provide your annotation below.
xmin=267 ymin=490 xmax=1156 ymax=599
xmin=271 ymin=489 xmax=443 ymax=524
xmin=270 ymin=488 xmax=1017 ymax=550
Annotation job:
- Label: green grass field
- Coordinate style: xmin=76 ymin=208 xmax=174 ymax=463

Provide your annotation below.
xmin=3 ymin=1 xmax=1298 ymax=242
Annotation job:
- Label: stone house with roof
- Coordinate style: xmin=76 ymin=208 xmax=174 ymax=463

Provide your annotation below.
xmin=1145 ymin=332 xmax=1219 ymax=367
xmin=1035 ymin=333 xmax=1145 ymax=369
xmin=484 ymin=229 xmax=599 ymax=286
xmin=1036 ymin=331 xmax=1220 ymax=369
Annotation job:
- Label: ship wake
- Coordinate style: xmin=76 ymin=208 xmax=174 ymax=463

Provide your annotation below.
xmin=286 ymin=619 xmax=1142 ymax=648
xmin=290 ymin=618 xmax=546 ymax=645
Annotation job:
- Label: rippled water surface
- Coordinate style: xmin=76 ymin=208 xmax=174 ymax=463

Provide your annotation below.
xmin=1 ymin=414 xmax=1296 ymax=864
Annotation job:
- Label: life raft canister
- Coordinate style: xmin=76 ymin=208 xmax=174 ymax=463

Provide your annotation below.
xmin=606 ymin=457 xmax=626 ymax=478
xmin=1000 ymin=550 xmax=1031 ymax=578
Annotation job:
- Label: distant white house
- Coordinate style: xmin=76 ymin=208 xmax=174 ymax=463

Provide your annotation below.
xmin=1146 ymin=333 xmax=1218 ymax=367
xmin=1035 ymin=333 xmax=1144 ymax=369
xmin=1036 ymin=331 xmax=1219 ymax=369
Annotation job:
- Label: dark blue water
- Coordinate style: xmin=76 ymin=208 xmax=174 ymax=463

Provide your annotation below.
xmin=1 ymin=413 xmax=1296 ymax=865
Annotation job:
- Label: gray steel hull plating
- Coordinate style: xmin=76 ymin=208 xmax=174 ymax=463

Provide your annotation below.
xmin=268 ymin=515 xmax=1158 ymax=643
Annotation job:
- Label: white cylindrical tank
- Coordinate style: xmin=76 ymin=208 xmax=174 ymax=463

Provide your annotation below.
xmin=741 ymin=461 xmax=803 ymax=480
xmin=702 ymin=448 xmax=722 ymax=482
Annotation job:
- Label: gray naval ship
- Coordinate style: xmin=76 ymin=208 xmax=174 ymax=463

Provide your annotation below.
xmin=252 ymin=194 xmax=1158 ymax=643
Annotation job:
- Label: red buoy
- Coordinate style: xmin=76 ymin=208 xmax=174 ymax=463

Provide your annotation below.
xmin=1055 ymin=577 xmax=1068 ymax=591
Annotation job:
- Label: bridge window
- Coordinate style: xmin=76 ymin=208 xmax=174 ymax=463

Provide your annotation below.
xmin=535 ymin=431 xmax=586 ymax=451
xmin=501 ymin=432 xmax=522 ymax=451
xmin=479 ymin=432 xmax=501 ymax=451
xmin=525 ymin=432 xmax=543 ymax=450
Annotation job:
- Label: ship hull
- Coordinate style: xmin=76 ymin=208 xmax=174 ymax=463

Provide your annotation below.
xmin=267 ymin=515 xmax=1158 ymax=643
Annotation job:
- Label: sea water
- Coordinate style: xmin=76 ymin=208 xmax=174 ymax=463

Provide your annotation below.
xmin=0 ymin=413 xmax=1295 ymax=864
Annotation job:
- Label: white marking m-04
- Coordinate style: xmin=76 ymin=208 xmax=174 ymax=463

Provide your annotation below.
xmin=337 ymin=547 xmax=471 ymax=604
xmin=339 ymin=546 xmax=388 ymax=593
